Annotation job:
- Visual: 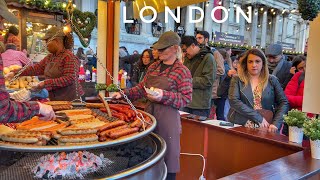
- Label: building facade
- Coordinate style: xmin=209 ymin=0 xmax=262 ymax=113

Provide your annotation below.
xmin=76 ymin=0 xmax=308 ymax=54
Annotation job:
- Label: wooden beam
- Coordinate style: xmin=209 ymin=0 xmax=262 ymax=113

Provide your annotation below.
xmin=106 ymin=1 xmax=115 ymax=86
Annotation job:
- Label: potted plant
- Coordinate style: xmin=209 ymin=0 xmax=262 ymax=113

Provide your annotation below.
xmin=284 ymin=109 xmax=308 ymax=143
xmin=303 ymin=118 xmax=320 ymax=159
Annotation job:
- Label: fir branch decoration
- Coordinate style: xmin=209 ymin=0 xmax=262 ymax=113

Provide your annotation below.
xmin=303 ymin=118 xmax=320 ymax=141
xmin=298 ymin=0 xmax=320 ymax=21
xmin=71 ymin=8 xmax=97 ymax=47
xmin=284 ymin=109 xmax=308 ymax=128
xmin=18 ymin=0 xmax=67 ymax=12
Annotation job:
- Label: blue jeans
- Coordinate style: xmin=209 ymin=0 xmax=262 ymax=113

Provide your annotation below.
xmin=213 ymin=98 xmax=226 ymax=121
xmin=182 ymin=107 xmax=210 ymax=118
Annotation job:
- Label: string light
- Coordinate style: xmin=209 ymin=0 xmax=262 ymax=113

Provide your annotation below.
xmin=218 ymin=1 xmax=222 ymax=5
xmin=260 ymin=7 xmax=264 ymax=12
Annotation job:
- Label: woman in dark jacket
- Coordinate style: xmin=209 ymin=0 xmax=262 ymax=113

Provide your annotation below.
xmin=131 ymin=49 xmax=154 ymax=86
xmin=228 ymin=49 xmax=289 ymax=132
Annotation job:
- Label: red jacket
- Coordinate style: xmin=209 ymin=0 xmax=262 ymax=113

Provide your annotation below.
xmin=284 ymin=72 xmax=304 ymax=110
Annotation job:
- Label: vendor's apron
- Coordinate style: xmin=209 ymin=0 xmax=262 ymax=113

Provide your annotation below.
xmin=44 ymin=54 xmax=78 ymax=101
xmin=145 ymin=62 xmax=181 ymax=173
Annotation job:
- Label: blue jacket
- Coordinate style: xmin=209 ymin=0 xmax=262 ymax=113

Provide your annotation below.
xmin=228 ymin=75 xmax=289 ymax=129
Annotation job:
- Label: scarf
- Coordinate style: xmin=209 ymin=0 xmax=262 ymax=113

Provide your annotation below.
xmin=268 ymin=56 xmax=284 ymax=75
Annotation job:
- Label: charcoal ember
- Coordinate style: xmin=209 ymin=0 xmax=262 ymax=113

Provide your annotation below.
xmin=146 ymin=146 xmax=153 ymax=154
xmin=42 ymin=170 xmax=50 ymax=179
xmin=128 ymin=156 xmax=143 ymax=167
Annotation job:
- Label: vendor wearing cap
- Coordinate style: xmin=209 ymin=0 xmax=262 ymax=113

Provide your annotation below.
xmin=112 ymin=31 xmax=192 ymax=180
xmin=0 ymin=0 xmax=54 ymax=122
xmin=8 ymin=27 xmax=83 ymax=101
xmin=265 ymin=44 xmax=293 ymax=89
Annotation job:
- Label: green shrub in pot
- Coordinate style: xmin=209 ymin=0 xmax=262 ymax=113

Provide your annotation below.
xmin=303 ymin=118 xmax=320 ymax=141
xmin=284 ymin=109 xmax=308 ymax=128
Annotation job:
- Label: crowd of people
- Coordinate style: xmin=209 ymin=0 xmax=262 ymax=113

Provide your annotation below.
xmin=118 ymin=29 xmax=311 ymax=134
xmin=113 ymin=30 xmax=312 ymax=179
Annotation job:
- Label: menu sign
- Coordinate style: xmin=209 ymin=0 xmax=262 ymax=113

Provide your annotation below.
xmin=277 ymin=41 xmax=295 ymax=51
xmin=215 ymin=31 xmax=244 ymax=44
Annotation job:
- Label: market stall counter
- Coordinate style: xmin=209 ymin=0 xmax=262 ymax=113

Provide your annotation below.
xmin=130 ymin=101 xmax=320 ymax=179
xmin=179 ymin=115 xmax=320 ymax=180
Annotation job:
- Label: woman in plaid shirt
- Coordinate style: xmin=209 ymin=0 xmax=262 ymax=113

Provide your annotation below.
xmin=113 ymin=31 xmax=192 ymax=180
xmin=0 ymin=0 xmax=54 ymax=123
xmin=8 ymin=27 xmax=83 ymax=101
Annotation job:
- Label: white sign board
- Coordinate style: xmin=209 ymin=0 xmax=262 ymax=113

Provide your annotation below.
xmin=303 ymin=14 xmax=320 ymax=114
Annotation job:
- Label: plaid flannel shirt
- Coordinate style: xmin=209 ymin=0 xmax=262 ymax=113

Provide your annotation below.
xmin=125 ymin=61 xmax=193 ymax=109
xmin=0 ymin=55 xmax=39 ymax=123
xmin=21 ymin=50 xmax=84 ymax=95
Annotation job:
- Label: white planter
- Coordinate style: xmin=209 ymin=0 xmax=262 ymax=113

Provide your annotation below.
xmin=310 ymin=140 xmax=320 ymax=159
xmin=288 ymin=126 xmax=304 ymax=144
xmin=108 ymin=92 xmax=116 ymax=97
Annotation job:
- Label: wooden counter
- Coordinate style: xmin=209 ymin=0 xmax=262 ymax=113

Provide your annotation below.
xmin=178 ymin=116 xmax=320 ymax=180
xmin=85 ymin=99 xmax=320 ymax=179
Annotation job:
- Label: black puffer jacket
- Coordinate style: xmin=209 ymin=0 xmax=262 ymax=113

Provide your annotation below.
xmin=228 ymin=75 xmax=289 ymax=129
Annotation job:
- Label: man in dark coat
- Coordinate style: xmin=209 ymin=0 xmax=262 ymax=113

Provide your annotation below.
xmin=265 ymin=44 xmax=293 ymax=89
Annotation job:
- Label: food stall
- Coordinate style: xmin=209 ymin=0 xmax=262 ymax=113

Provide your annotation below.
xmin=0 ymin=101 xmax=167 ymax=179
xmin=6 ymin=0 xmax=64 ymax=62
xmin=0 ymin=1 xmax=167 ymax=179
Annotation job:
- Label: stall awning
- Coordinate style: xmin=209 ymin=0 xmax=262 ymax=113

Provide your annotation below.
xmin=133 ymin=0 xmax=208 ymax=18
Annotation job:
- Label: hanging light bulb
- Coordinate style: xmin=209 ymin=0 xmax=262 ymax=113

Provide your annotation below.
xmin=63 ymin=24 xmax=71 ymax=33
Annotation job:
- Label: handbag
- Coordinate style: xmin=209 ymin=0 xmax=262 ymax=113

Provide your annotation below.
xmin=256 ymin=109 xmax=274 ymax=124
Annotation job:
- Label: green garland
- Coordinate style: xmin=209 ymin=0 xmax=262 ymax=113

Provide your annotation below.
xmin=18 ymin=0 xmax=67 ymax=12
xmin=208 ymin=41 xmax=304 ymax=55
xmin=71 ymin=8 xmax=97 ymax=47
xmin=298 ymin=0 xmax=320 ymax=21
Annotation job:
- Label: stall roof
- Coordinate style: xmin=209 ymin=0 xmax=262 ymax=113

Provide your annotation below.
xmin=6 ymin=0 xmax=64 ymax=15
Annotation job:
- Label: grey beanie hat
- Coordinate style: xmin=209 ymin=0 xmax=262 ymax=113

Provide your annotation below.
xmin=265 ymin=44 xmax=283 ymax=56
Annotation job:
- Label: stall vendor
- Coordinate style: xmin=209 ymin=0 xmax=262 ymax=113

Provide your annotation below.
xmin=7 ymin=27 xmax=83 ymax=101
xmin=0 ymin=0 xmax=55 ymax=122
xmin=112 ymin=31 xmax=193 ymax=180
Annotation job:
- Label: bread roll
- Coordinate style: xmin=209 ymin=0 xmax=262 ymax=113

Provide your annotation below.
xmin=56 ymin=109 xmax=92 ymax=116
xmin=1 ymin=134 xmax=41 ymax=144
xmin=58 ymin=128 xmax=98 ymax=135
xmin=58 ymin=134 xmax=98 ymax=143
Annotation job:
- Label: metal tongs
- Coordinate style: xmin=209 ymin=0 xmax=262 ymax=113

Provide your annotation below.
xmin=8 ymin=60 xmax=33 ymax=85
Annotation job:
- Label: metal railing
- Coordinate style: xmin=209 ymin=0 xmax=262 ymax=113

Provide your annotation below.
xmin=126 ymin=23 xmax=141 ymax=35
xmin=152 ymin=26 xmax=166 ymax=37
